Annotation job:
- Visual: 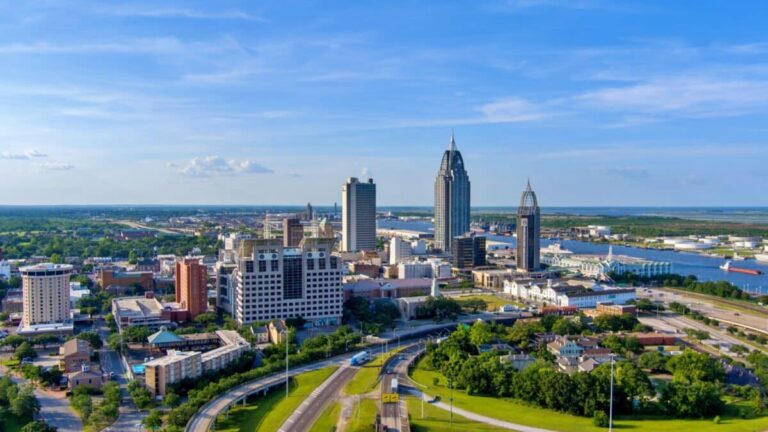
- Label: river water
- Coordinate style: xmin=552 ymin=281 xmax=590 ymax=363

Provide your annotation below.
xmin=378 ymin=220 xmax=768 ymax=293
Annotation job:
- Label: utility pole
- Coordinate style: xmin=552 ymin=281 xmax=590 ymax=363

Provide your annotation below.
xmin=450 ymin=378 xmax=454 ymax=429
xmin=609 ymin=355 xmax=615 ymax=432
xmin=285 ymin=330 xmax=289 ymax=399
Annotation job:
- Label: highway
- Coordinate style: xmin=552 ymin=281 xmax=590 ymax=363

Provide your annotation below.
xmin=278 ymin=365 xmax=358 ymax=432
xmin=640 ymin=288 xmax=768 ymax=334
xmin=186 ymin=353 xmax=360 ymax=432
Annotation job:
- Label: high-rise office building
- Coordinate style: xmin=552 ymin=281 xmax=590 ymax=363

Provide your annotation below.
xmin=516 ymin=180 xmax=541 ymax=272
xmin=175 ymin=257 xmax=208 ymax=320
xmin=451 ymin=234 xmax=486 ymax=269
xmin=389 ymin=237 xmax=413 ymax=265
xmin=304 ymin=203 xmax=314 ymax=221
xmin=341 ymin=177 xmax=377 ymax=252
xmin=20 ymin=263 xmax=72 ymax=327
xmin=434 ymin=132 xmax=470 ymax=253
xmin=282 ymin=218 xmax=304 ymax=247
xmin=232 ymin=238 xmax=343 ymax=326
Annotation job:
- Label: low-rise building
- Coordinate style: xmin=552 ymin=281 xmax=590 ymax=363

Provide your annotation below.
xmin=59 ymin=339 xmax=92 ymax=373
xmin=68 ymin=364 xmax=103 ymax=391
xmin=541 ymin=246 xmax=671 ymax=278
xmin=99 ymin=269 xmax=154 ymax=292
xmin=111 ymin=294 xmax=171 ymax=332
xmin=583 ymin=302 xmax=637 ymax=318
xmin=2 ymin=289 xmax=23 ymax=313
xmin=471 ymin=268 xmax=514 ymax=290
xmin=144 ymin=330 xmax=250 ymax=396
xmin=503 ymin=278 xmax=636 ymax=309
xmin=396 ymin=296 xmax=429 ymax=321
xmin=144 ymin=350 xmax=202 ymax=396
xmin=343 ymin=278 xmax=433 ymax=301
xmin=499 ymin=353 xmax=536 ymax=371
xmin=547 ymin=336 xmax=584 ymax=358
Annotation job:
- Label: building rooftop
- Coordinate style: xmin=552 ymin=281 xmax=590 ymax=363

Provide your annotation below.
xmin=112 ymin=296 xmax=163 ymax=319
xmin=144 ymin=350 xmax=200 ymax=367
xmin=147 ymin=329 xmax=184 ymax=345
xmin=19 ymin=263 xmax=73 ymax=273
xmin=62 ymin=338 xmax=91 ymax=356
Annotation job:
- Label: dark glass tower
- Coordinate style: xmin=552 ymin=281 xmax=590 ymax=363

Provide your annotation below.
xmin=434 ymin=132 xmax=471 ymax=253
xmin=516 ymin=180 xmax=540 ymax=272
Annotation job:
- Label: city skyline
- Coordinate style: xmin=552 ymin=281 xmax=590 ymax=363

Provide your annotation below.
xmin=2 ymin=1 xmax=768 ymax=206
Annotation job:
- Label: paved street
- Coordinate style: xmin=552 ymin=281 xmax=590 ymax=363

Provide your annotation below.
xmin=95 ymin=318 xmax=148 ymax=432
xmin=278 ymin=365 xmax=358 ymax=432
xmin=0 ymin=363 xmax=83 ymax=432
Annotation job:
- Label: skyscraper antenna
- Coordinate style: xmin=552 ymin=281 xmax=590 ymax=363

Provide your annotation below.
xmin=449 ymin=129 xmax=457 ymax=152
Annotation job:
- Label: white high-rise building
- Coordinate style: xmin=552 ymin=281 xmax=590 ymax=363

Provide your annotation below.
xmin=342 ymin=177 xmax=377 ymax=252
xmin=231 ymin=238 xmax=343 ymax=326
xmin=20 ymin=263 xmax=72 ymax=327
xmin=389 ymin=237 xmax=413 ymax=265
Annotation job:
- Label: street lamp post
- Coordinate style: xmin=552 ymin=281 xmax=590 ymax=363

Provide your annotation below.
xmin=609 ymin=354 xmax=615 ymax=432
xmin=284 ymin=330 xmax=289 ymax=399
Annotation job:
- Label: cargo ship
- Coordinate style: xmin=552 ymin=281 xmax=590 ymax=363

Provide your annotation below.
xmin=720 ymin=261 xmax=764 ymax=275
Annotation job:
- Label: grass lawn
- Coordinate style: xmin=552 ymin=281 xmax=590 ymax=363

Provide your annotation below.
xmin=455 ymin=295 xmax=520 ymax=312
xmin=309 ymin=401 xmax=340 ymax=432
xmin=412 ymin=359 xmax=768 ymax=432
xmin=215 ymin=366 xmax=337 ymax=432
xmin=346 ymin=397 xmax=378 ymax=432
xmin=407 ymin=396 xmax=509 ymax=432
xmin=344 ymin=348 xmax=404 ymax=395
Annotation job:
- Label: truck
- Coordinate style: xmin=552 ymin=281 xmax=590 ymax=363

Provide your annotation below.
xmin=391 ymin=378 xmax=398 ymax=393
xmin=350 ymin=351 xmax=371 ymax=366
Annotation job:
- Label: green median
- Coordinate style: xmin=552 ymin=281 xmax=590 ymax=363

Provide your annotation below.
xmin=215 ymin=366 xmax=337 ymax=432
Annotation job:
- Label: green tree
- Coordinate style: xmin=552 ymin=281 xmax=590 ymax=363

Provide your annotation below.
xmin=49 ymin=254 xmax=63 ymax=264
xmin=637 ymin=351 xmax=668 ymax=373
xmin=14 ymin=342 xmax=37 ymax=361
xmin=2 ymin=334 xmax=27 ymax=349
xmin=667 ymin=349 xmax=725 ymax=384
xmin=11 ymin=385 xmax=40 ymax=418
xmin=75 ymin=332 xmax=103 ymax=349
xmin=142 ymin=409 xmax=163 ymax=430
xmin=33 ymin=334 xmax=60 ymax=349
xmin=164 ymin=389 xmax=181 ymax=408
xmin=20 ymin=420 xmax=57 ymax=432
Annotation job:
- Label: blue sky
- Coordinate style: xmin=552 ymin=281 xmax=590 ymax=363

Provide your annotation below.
xmin=1 ymin=0 xmax=768 ymax=206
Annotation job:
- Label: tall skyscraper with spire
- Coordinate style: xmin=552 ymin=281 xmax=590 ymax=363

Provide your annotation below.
xmin=434 ymin=131 xmax=470 ymax=253
xmin=516 ymin=180 xmax=541 ymax=272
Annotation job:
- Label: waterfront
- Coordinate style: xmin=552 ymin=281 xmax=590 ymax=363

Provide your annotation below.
xmin=378 ymin=219 xmax=768 ymax=293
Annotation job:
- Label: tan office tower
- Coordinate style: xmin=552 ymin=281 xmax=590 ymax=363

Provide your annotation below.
xmin=20 ymin=263 xmax=73 ymax=326
xmin=282 ymin=218 xmax=304 ymax=247
xmin=175 ymin=258 xmax=208 ymax=320
xmin=342 ymin=177 xmax=376 ymax=252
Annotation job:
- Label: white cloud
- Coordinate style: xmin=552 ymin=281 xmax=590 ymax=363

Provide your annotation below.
xmin=38 ymin=162 xmax=74 ymax=171
xmin=171 ymin=156 xmax=273 ymax=177
xmin=26 ymin=149 xmax=47 ymax=158
xmin=477 ymin=97 xmax=550 ymax=122
xmin=1 ymin=149 xmax=48 ymax=159
xmin=1 ymin=152 xmax=29 ymax=160
xmin=577 ymin=78 xmax=768 ymax=116
xmin=105 ymin=7 xmax=262 ymax=21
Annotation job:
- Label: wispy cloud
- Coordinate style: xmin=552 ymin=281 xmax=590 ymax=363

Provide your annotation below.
xmin=105 ymin=7 xmax=263 ymax=21
xmin=170 ymin=156 xmax=273 ymax=178
xmin=489 ymin=0 xmax=615 ymax=11
xmin=576 ymin=77 xmax=768 ymax=117
xmin=605 ymin=166 xmax=651 ymax=179
xmin=1 ymin=149 xmax=48 ymax=159
xmin=37 ymin=162 xmax=74 ymax=171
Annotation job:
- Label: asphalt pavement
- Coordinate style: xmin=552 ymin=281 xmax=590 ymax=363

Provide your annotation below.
xmin=278 ymin=365 xmax=358 ymax=432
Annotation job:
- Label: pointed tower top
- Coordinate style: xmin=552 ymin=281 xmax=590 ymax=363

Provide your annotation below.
xmin=449 ymin=129 xmax=457 ymax=152
xmin=526 ymin=178 xmax=532 ymax=191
